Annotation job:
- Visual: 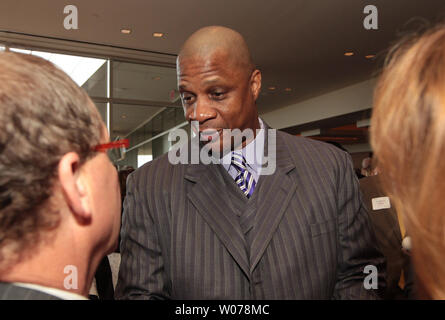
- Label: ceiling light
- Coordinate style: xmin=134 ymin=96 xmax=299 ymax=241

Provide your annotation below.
xmin=284 ymin=88 xmax=292 ymax=92
xmin=120 ymin=28 xmax=132 ymax=35
xmin=365 ymin=54 xmax=376 ymax=59
xmin=268 ymin=86 xmax=276 ymax=91
xmin=121 ymin=114 xmax=127 ymax=119
xmin=344 ymin=52 xmax=354 ymax=56
xmin=153 ymin=32 xmax=164 ymax=38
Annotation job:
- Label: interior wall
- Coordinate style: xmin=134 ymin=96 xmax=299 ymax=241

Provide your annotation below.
xmin=261 ymin=78 xmax=377 ymax=130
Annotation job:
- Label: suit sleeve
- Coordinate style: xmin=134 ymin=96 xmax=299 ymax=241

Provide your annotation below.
xmin=115 ymin=172 xmax=170 ymax=300
xmin=332 ymin=152 xmax=387 ymax=299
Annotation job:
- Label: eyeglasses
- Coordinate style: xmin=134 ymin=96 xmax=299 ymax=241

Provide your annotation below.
xmin=93 ymin=139 xmax=129 ymax=162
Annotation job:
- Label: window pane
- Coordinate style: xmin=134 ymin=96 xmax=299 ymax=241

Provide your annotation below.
xmin=121 ymin=106 xmax=186 ymax=164
xmin=82 ymin=62 xmax=107 ymax=97
xmin=94 ymin=102 xmax=107 ymax=125
xmin=113 ymin=61 xmax=178 ymax=103
xmin=111 ymin=104 xmax=165 ymax=141
xmin=137 ymin=154 xmax=153 ymax=168
xmin=10 ymin=47 xmax=107 ymax=97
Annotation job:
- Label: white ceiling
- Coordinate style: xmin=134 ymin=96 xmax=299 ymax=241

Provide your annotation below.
xmin=1 ymin=0 xmax=444 ymax=115
xmin=113 ymin=61 xmax=178 ymax=102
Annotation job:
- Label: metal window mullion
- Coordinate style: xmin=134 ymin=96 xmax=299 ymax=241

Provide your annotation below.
xmin=89 ymin=96 xmax=182 ymax=108
xmin=124 ymin=107 xmax=166 ymax=139
xmin=106 ymin=59 xmax=114 ymax=136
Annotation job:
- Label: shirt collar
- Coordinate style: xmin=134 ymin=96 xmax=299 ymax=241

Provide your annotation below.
xmin=13 ymin=282 xmax=88 ymax=300
xmin=222 ymin=118 xmax=265 ymax=172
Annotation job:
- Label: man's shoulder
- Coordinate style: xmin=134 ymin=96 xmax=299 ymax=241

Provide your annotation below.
xmin=0 ymin=282 xmax=62 ymax=300
xmin=276 ymin=129 xmax=349 ymax=165
xmin=129 ymin=151 xmax=186 ymax=185
xmin=136 ymin=151 xmax=173 ymax=171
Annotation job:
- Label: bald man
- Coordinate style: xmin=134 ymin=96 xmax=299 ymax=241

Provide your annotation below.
xmin=116 ymin=26 xmax=386 ymax=300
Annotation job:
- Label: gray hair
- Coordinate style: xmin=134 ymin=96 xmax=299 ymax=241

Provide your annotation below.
xmin=0 ymin=52 xmax=104 ymax=269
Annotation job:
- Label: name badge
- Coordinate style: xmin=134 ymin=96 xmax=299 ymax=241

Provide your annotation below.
xmin=372 ymin=196 xmax=391 ymax=211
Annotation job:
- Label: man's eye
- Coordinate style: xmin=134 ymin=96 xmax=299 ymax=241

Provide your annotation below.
xmin=212 ymin=92 xmax=225 ymax=99
xmin=181 ymin=94 xmax=195 ymax=104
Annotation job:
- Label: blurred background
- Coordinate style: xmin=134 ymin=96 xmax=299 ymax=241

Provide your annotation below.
xmin=0 ymin=0 xmax=444 ymax=170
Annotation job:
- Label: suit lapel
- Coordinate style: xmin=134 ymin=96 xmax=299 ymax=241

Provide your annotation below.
xmin=249 ymin=129 xmax=298 ymax=273
xmin=183 ymin=123 xmax=299 ymax=277
xmin=185 ymin=161 xmax=250 ymax=278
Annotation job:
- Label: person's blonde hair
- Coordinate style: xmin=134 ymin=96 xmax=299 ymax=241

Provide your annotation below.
xmin=371 ymin=24 xmax=445 ymax=299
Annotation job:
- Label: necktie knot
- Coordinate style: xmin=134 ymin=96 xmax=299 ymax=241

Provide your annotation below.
xmin=231 ymin=152 xmax=256 ymax=198
xmin=231 ymin=153 xmax=248 ymax=171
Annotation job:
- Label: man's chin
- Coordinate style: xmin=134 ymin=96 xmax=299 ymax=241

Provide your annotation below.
xmin=199 ymin=139 xmax=231 ymax=158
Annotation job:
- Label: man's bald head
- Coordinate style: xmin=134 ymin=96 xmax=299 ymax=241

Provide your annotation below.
xmin=177 ymin=26 xmax=255 ymax=76
xmin=177 ymin=26 xmax=262 ymax=150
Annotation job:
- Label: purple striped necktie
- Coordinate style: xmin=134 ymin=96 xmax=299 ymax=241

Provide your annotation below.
xmin=231 ymin=152 xmax=256 ymax=198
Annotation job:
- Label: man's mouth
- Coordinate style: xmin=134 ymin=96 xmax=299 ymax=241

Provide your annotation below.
xmin=199 ymin=129 xmax=223 ymax=142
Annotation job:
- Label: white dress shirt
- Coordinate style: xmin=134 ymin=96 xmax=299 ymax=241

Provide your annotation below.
xmin=221 ymin=118 xmax=265 ymax=183
xmin=13 ymin=282 xmax=88 ymax=300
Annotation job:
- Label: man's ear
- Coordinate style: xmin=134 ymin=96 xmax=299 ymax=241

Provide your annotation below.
xmin=58 ymin=152 xmax=92 ymax=222
xmin=250 ymin=69 xmax=262 ymax=101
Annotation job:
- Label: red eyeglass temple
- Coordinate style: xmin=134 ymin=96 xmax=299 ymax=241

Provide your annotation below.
xmin=93 ymin=139 xmax=129 ymax=152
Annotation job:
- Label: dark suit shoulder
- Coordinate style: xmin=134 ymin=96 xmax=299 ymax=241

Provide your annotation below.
xmin=0 ymin=282 xmax=61 ymax=300
xmin=127 ymin=150 xmax=188 ymax=200
xmin=130 ymin=151 xmax=180 ymax=180
xmin=277 ymin=130 xmax=350 ymax=174
xmin=278 ymin=129 xmax=347 ymax=155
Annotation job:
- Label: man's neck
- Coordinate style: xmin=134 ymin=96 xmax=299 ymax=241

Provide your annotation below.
xmin=232 ymin=117 xmax=263 ymax=151
xmin=0 ymin=234 xmax=99 ymax=297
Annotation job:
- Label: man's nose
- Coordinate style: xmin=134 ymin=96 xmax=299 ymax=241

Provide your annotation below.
xmin=188 ymin=97 xmax=217 ymax=123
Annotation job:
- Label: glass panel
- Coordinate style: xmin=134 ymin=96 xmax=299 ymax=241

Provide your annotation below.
xmin=113 ymin=61 xmax=178 ymax=103
xmin=118 ymin=106 xmax=186 ymax=166
xmin=9 ymin=47 xmax=107 ymax=97
xmin=111 ymin=104 xmax=165 ymax=141
xmin=81 ymin=62 xmax=107 ymax=97
xmin=94 ymin=102 xmax=107 ymax=125
xmin=118 ymin=147 xmax=139 ymax=170
xmin=137 ymin=154 xmax=153 ymax=168
xmin=117 ymin=140 xmax=152 ymax=170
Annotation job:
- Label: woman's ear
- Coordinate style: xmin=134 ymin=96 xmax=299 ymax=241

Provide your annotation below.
xmin=57 ymin=152 xmax=92 ymax=222
xmin=250 ymin=69 xmax=262 ymax=101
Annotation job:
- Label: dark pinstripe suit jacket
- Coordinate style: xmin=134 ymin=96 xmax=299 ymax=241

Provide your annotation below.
xmin=115 ymin=127 xmax=386 ymax=299
xmin=0 ymin=282 xmax=61 ymax=300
